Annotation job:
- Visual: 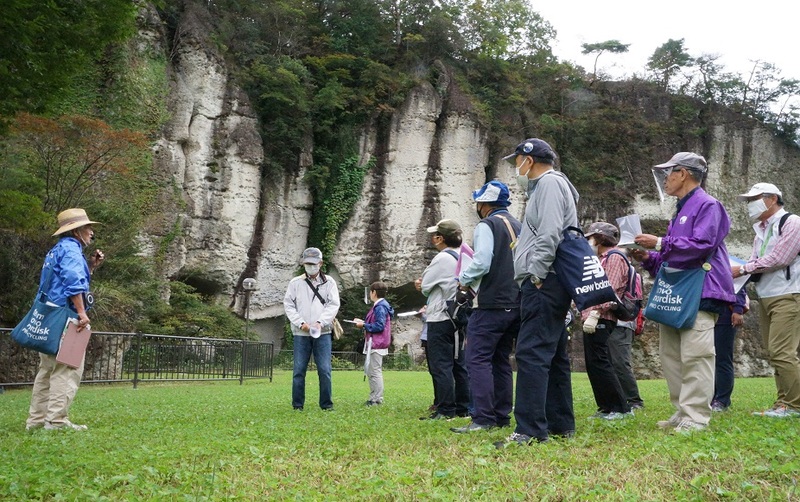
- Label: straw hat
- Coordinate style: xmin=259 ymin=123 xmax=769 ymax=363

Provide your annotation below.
xmin=52 ymin=208 xmax=100 ymax=236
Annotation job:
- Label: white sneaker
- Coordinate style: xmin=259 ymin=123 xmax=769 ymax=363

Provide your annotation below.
xmin=762 ymin=405 xmax=800 ymax=418
xmin=44 ymin=419 xmax=88 ymax=431
xmin=656 ymin=414 xmax=682 ymax=429
xmin=673 ymin=419 xmax=707 ymax=433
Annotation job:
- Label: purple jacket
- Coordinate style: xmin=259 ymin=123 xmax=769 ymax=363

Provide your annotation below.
xmin=642 ymin=188 xmax=735 ymax=304
xmin=363 ymin=299 xmax=393 ymax=350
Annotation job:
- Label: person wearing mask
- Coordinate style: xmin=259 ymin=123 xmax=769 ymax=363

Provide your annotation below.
xmin=283 ymin=247 xmax=340 ymax=411
xmin=733 ymin=183 xmax=800 ymax=417
xmin=354 ymin=281 xmax=394 ymax=406
xmin=451 ymin=181 xmax=521 ymax=433
xmin=581 ymin=222 xmax=634 ymax=420
xmin=26 ymin=208 xmax=105 ymax=431
xmin=415 ymin=219 xmax=470 ymax=420
xmin=630 ymin=152 xmax=735 ymax=433
xmin=496 ymin=138 xmax=579 ymax=447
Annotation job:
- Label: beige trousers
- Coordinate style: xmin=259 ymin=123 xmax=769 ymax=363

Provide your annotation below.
xmin=659 ymin=310 xmax=717 ymax=425
xmin=367 ymin=352 xmax=384 ymax=403
xmin=27 ymin=353 xmax=85 ymax=427
xmin=758 ymin=294 xmax=800 ymax=409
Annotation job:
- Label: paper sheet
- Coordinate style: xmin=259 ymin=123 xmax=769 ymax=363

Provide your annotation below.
xmin=616 ymin=214 xmax=642 ymax=248
xmin=730 ymin=256 xmax=749 ymax=293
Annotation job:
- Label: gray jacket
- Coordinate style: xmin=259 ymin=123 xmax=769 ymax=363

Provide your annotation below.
xmin=284 ymin=273 xmax=341 ymax=337
xmin=513 ymin=170 xmax=580 ymax=282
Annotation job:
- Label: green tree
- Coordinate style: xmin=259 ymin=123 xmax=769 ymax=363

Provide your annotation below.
xmin=647 ymin=38 xmax=693 ymax=90
xmin=454 ymin=0 xmax=555 ymax=59
xmin=581 ymin=40 xmax=630 ymax=80
xmin=0 ymin=0 xmax=136 ymax=121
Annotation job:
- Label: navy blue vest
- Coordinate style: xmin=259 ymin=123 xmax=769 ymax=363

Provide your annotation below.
xmin=477 ymin=211 xmax=521 ymax=309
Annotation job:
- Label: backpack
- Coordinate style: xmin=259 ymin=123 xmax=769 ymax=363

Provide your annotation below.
xmin=606 ymin=250 xmax=643 ymax=322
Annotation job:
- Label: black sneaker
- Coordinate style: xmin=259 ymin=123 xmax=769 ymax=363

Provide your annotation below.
xmin=420 ymin=412 xmax=454 ymax=421
xmin=494 ymin=432 xmax=537 ymax=449
xmin=293 ymin=406 xmax=303 ymax=411
xmin=450 ymin=422 xmax=495 ymax=433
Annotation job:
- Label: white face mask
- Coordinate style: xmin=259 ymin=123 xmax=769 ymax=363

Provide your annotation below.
xmin=304 ymin=264 xmax=320 ymax=276
xmin=588 ymin=238 xmax=599 ymax=254
xmin=747 ymin=199 xmax=769 ymax=222
xmin=516 ymin=158 xmax=531 ymax=191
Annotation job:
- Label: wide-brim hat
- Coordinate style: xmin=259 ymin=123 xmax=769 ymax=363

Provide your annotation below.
xmin=52 ymin=208 xmax=100 ymax=236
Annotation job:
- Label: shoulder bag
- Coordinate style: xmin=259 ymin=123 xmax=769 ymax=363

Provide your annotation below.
xmin=643 ymin=262 xmax=708 ymax=330
xmin=11 ymin=266 xmax=76 ymax=355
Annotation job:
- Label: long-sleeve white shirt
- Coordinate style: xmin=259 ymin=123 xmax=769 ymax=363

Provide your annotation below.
xmin=284 ymin=273 xmax=340 ymax=336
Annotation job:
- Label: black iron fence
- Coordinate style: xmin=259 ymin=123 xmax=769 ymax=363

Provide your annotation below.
xmin=274 ymin=350 xmax=420 ymax=371
xmin=0 ymin=328 xmax=273 ymax=388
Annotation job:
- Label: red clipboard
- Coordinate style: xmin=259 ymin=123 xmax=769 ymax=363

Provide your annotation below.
xmin=55 ymin=322 xmax=91 ymax=369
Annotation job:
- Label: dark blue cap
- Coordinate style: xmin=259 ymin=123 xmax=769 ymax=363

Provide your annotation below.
xmin=502 ymin=138 xmax=557 ymax=164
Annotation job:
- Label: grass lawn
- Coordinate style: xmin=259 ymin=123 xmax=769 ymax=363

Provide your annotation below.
xmin=1 ymin=371 xmax=798 ymax=500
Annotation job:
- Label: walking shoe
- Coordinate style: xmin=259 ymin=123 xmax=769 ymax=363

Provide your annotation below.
xmin=710 ymin=401 xmax=728 ymax=412
xmin=656 ymin=414 xmax=682 ymax=429
xmin=494 ymin=432 xmax=539 ymax=449
xmin=587 ymin=411 xmax=610 ymax=419
xmin=44 ymin=420 xmax=87 ymax=431
xmin=629 ymin=402 xmax=645 ymax=410
xmin=293 ymin=406 xmax=304 ymax=411
xmin=450 ymin=422 xmax=494 ymax=433
xmin=420 ymin=412 xmax=454 ymax=421
xmin=672 ymin=419 xmax=707 ymax=434
xmin=760 ymin=404 xmax=800 ymax=418
xmin=25 ymin=422 xmax=44 ymax=431
xmin=364 ymin=400 xmax=382 ymax=406
xmin=603 ymin=411 xmax=634 ymax=420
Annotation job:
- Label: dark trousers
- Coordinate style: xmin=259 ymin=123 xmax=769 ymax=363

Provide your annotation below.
xmin=607 ymin=325 xmax=644 ymax=407
xmin=427 ymin=320 xmax=470 ymax=416
xmin=465 ymin=308 xmax=519 ymax=426
xmin=713 ymin=323 xmax=737 ymax=407
xmin=514 ymin=275 xmax=575 ymax=441
xmin=583 ymin=321 xmax=630 ymax=414
xmin=422 ymin=339 xmax=438 ymax=407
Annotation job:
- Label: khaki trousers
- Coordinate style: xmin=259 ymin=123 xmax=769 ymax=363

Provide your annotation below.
xmin=27 ymin=353 xmax=85 ymax=427
xmin=659 ymin=310 xmax=717 ymax=425
xmin=758 ymin=294 xmax=800 ymax=409
xmin=367 ymin=352 xmax=384 ymax=403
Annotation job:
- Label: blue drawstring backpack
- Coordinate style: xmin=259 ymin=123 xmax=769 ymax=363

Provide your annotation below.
xmin=553 ymin=227 xmax=618 ymax=311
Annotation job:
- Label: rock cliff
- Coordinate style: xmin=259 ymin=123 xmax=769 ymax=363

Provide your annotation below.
xmin=146 ymin=4 xmax=798 ymax=377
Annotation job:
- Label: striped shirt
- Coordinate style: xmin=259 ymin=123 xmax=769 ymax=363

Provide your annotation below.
xmin=744 ymin=211 xmax=800 ymax=274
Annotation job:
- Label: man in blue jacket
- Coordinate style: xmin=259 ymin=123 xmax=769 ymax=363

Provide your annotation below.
xmin=631 ymin=152 xmax=735 ymax=433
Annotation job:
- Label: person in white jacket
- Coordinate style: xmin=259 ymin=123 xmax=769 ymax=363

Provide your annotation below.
xmin=284 ymin=247 xmax=340 ymax=411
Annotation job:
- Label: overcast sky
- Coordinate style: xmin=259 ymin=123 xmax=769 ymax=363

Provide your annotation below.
xmin=532 ymin=0 xmax=800 ymax=82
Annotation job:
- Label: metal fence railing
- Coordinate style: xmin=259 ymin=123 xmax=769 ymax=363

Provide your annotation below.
xmin=273 ymin=350 xmax=420 ymax=372
xmin=0 ymin=328 xmax=273 ymax=388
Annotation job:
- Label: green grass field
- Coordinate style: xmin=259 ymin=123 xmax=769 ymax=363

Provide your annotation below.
xmin=1 ymin=371 xmax=798 ymax=500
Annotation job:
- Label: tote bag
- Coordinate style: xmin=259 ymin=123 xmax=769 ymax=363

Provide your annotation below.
xmin=553 ymin=227 xmax=618 ymax=311
xmin=643 ymin=263 xmax=707 ymax=330
xmin=11 ymin=267 xmax=75 ymax=355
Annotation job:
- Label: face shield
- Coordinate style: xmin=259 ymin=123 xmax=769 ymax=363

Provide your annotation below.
xmin=651 ymin=166 xmax=674 ymax=203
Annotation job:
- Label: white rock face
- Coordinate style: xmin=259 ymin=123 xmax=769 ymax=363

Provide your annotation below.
xmin=333 ymin=84 xmax=487 ymax=289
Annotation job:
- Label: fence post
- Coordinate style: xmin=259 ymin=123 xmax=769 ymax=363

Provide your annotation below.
xmin=240 ymin=340 xmax=246 ymax=385
xmin=133 ymin=332 xmax=142 ymax=389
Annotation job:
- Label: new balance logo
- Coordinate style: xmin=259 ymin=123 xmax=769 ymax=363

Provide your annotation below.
xmin=582 ymin=256 xmax=605 ymax=281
